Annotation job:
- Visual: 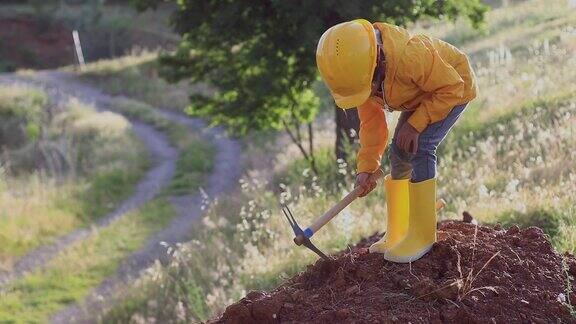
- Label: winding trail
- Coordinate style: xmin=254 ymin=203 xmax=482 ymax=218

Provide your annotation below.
xmin=0 ymin=73 xmax=179 ymax=285
xmin=0 ymin=72 xmax=243 ymax=322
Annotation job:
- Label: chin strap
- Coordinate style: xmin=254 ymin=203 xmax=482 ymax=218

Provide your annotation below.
xmin=374 ymin=27 xmax=383 ymax=46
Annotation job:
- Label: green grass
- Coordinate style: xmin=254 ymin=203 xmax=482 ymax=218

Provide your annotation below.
xmin=0 ymin=199 xmax=175 ymax=323
xmin=275 ymin=147 xmax=350 ymax=192
xmin=73 ymin=165 xmax=149 ymax=223
xmin=0 ymin=86 xmax=149 ymax=263
xmin=0 ymin=164 xmax=146 ymax=261
xmin=418 ymin=0 xmax=572 ymax=48
xmin=104 ymin=269 xmax=211 ymax=323
xmin=495 ymin=208 xmax=564 ymax=240
xmin=0 ymin=182 xmax=82 ymax=261
xmin=167 ymin=141 xmax=214 ymax=196
xmin=437 ymin=89 xmax=576 ymax=253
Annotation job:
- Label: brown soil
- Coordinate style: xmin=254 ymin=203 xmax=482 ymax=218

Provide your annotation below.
xmin=213 ymin=220 xmax=576 ymax=323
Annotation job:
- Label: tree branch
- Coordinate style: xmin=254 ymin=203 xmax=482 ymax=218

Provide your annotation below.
xmin=282 ymin=119 xmax=310 ymax=162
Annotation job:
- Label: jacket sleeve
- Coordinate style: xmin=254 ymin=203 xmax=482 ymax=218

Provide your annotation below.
xmin=356 ymin=99 xmax=388 ymax=173
xmin=404 ymin=37 xmax=465 ymax=132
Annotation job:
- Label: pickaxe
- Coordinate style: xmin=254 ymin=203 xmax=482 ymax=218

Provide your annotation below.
xmin=281 ymin=169 xmax=385 ymax=260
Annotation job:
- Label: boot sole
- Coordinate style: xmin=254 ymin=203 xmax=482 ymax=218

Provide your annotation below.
xmin=369 ymin=243 xmax=390 ymax=254
xmin=383 ymin=243 xmax=433 ymax=263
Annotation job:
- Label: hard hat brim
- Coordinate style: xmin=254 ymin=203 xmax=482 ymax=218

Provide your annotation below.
xmin=334 ymin=87 xmax=371 ymax=109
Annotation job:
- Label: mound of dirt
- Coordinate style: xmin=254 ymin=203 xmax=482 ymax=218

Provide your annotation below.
xmin=213 ymin=221 xmax=576 ymax=323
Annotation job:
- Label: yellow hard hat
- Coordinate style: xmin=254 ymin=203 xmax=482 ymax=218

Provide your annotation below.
xmin=316 ymin=19 xmax=377 ymax=109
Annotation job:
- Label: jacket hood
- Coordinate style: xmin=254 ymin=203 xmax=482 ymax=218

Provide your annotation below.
xmin=373 ymin=23 xmax=411 ymax=107
xmin=373 ymin=23 xmax=411 ymax=67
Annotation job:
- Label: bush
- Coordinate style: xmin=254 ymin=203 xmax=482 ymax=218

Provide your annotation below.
xmin=0 ymin=84 xmax=46 ymax=148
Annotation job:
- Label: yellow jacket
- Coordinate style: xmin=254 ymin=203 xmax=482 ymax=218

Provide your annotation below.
xmin=357 ymin=23 xmax=477 ymax=173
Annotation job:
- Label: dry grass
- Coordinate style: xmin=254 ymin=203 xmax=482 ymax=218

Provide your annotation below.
xmin=0 ymin=178 xmax=80 ymax=266
xmin=451 ymin=226 xmax=501 ymax=302
xmin=0 ymin=85 xmax=147 ymax=266
xmin=73 ymin=51 xmax=200 ymax=111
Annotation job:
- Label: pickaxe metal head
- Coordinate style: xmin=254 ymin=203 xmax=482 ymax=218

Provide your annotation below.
xmin=281 ymin=204 xmax=329 ymax=260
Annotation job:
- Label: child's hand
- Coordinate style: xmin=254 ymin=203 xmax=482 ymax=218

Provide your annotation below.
xmin=396 ymin=122 xmax=420 ymax=154
xmin=355 ymin=172 xmax=377 ymax=197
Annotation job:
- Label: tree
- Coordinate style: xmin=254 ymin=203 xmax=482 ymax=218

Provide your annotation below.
xmin=134 ymin=0 xmax=486 ymax=174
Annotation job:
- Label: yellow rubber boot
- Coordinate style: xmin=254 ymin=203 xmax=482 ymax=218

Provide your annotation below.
xmin=369 ymin=175 xmax=409 ymax=253
xmin=384 ymin=178 xmax=437 ymax=263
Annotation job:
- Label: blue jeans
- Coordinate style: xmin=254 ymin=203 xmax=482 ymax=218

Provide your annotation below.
xmin=390 ymin=103 xmax=467 ymax=182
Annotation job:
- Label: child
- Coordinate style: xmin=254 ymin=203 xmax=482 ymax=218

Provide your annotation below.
xmin=316 ymin=19 xmax=477 ymax=263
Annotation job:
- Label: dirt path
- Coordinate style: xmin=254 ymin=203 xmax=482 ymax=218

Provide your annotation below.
xmin=0 ymin=73 xmax=179 ymax=285
xmin=0 ymin=72 xmax=243 ymax=322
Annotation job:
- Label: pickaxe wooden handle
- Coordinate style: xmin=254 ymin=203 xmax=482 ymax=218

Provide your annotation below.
xmin=294 ymin=169 xmax=384 ymax=245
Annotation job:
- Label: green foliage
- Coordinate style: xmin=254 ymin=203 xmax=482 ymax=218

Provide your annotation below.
xmin=0 ymin=60 xmax=16 ymax=73
xmin=134 ymin=0 xmax=486 ymax=136
xmin=0 ymin=85 xmax=46 ymax=148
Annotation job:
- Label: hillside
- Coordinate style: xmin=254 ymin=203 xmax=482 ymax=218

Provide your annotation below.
xmin=100 ymin=0 xmax=576 ymax=322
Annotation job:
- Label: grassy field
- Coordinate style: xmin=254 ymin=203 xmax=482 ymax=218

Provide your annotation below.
xmin=101 ymin=0 xmax=576 ymax=322
xmin=0 ymin=84 xmax=147 ymax=268
xmin=0 ymin=199 xmax=175 ymax=322
xmin=0 ymin=80 xmax=214 ymax=321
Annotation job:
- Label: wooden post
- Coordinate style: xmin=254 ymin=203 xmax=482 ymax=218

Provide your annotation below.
xmin=72 ymin=30 xmax=85 ymax=70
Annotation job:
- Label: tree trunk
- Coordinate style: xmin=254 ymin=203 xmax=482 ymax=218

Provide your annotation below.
xmin=282 ymin=120 xmax=319 ymax=176
xmin=307 ymin=122 xmax=317 ymax=175
xmin=110 ymin=31 xmax=116 ymax=58
xmin=335 ymin=104 xmax=360 ymax=161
